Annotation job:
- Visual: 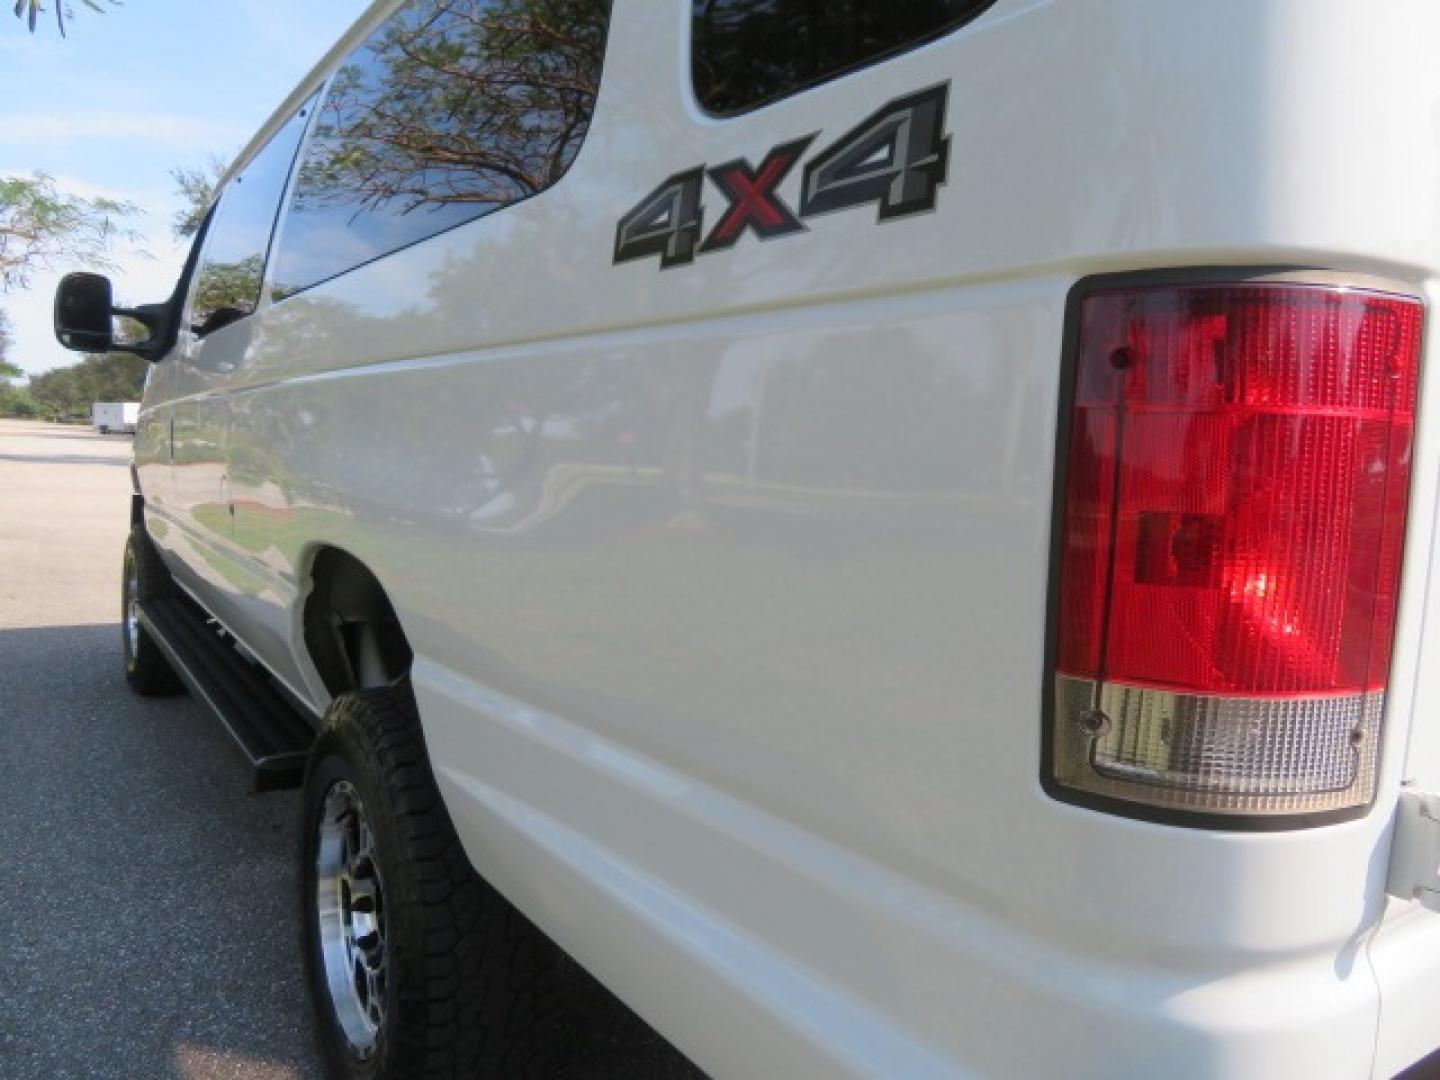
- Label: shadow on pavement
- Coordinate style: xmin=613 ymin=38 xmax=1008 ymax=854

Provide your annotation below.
xmin=0 ymin=623 xmax=703 ymax=1080
xmin=0 ymin=452 xmax=130 ymax=467
xmin=8 ymin=429 xmax=122 ymax=443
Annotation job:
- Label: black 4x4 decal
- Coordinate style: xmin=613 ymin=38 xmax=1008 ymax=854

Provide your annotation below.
xmin=614 ymin=83 xmax=950 ymax=270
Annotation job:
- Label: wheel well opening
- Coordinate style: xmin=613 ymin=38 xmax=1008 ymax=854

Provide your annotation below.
xmin=303 ymin=548 xmax=413 ymax=696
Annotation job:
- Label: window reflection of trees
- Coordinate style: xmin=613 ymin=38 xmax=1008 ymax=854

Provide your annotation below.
xmin=191 ymin=255 xmax=264 ymax=335
xmin=693 ymin=0 xmax=991 ymax=113
xmin=274 ymin=0 xmax=611 ymax=296
xmin=189 ymin=98 xmax=316 ymax=335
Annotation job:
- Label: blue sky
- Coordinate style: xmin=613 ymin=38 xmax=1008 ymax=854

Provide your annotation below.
xmin=1 ymin=0 xmax=373 ymax=375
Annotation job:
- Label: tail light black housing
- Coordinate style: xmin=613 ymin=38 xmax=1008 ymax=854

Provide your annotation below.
xmin=1044 ymin=273 xmax=1423 ymax=828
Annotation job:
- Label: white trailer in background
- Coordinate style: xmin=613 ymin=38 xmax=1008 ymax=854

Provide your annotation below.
xmin=91 ymin=402 xmax=138 ymax=435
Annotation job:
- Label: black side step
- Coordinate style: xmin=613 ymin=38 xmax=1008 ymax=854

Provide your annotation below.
xmin=138 ymin=593 xmax=317 ymax=790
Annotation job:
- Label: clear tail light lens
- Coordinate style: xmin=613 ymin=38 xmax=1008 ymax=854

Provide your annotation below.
xmin=1050 ymin=281 xmax=1422 ymax=822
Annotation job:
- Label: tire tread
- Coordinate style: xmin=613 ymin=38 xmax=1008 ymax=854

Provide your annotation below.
xmin=307 ymin=684 xmax=571 ymax=1079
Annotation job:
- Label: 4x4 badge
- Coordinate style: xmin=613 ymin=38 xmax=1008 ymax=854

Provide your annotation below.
xmin=614 ymin=83 xmax=950 ymax=270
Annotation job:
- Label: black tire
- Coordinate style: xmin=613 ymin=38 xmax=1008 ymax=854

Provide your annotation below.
xmin=301 ymin=684 xmax=571 ymax=1079
xmin=122 ymin=526 xmax=183 ymax=696
xmin=98 ymin=425 xmax=109 ymax=435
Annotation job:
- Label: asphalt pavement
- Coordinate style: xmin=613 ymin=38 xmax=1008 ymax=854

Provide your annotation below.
xmin=0 ymin=419 xmax=701 ymax=1079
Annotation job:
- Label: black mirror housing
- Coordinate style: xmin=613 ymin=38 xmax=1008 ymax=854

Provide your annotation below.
xmin=53 ymin=272 xmax=115 ymax=353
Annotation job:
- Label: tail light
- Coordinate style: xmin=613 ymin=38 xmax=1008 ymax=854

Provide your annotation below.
xmin=1048 ymin=280 xmax=1422 ymax=823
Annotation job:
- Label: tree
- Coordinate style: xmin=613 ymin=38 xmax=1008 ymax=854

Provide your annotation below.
xmin=170 ymin=156 xmax=227 ymax=239
xmin=0 ymin=172 xmax=136 ymax=291
xmin=0 ymin=385 xmax=42 ymax=417
xmin=0 ymin=308 xmax=18 ymax=379
xmin=26 ymin=350 xmax=146 ymax=420
xmin=11 ymin=0 xmax=116 ymax=37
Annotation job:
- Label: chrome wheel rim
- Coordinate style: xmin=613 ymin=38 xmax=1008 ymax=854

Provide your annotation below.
xmin=315 ymin=780 xmax=388 ymax=1058
xmin=124 ymin=553 xmax=140 ymax=659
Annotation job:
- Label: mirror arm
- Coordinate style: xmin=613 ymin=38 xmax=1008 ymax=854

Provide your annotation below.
xmin=112 ymin=301 xmax=178 ymax=363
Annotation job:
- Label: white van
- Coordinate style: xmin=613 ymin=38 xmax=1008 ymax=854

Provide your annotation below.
xmin=51 ymin=1 xmax=1440 ymax=1077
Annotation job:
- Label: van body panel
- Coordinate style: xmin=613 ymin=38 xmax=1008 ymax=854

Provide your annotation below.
xmin=126 ymin=0 xmax=1440 ymax=1074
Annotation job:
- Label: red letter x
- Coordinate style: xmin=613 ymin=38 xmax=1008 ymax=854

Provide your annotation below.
xmin=700 ymin=135 xmax=815 ymax=253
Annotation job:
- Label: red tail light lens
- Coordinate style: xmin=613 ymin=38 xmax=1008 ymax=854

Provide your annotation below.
xmin=1050 ymin=281 xmax=1421 ymax=821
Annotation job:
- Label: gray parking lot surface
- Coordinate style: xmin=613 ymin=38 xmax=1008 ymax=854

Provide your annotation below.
xmin=0 ymin=420 xmax=702 ymax=1079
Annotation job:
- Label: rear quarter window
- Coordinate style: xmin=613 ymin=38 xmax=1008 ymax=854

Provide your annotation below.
xmin=692 ymin=0 xmax=997 ymax=115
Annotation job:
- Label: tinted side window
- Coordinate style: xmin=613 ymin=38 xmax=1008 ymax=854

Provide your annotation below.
xmin=693 ymin=0 xmax=995 ymax=115
xmin=271 ymin=0 xmax=612 ymax=298
xmin=190 ymin=97 xmax=316 ymax=336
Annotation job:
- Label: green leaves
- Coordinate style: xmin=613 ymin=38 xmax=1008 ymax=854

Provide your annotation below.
xmin=11 ymin=0 xmax=116 ymax=37
xmin=0 ymin=172 xmax=138 ymax=292
xmin=26 ymin=351 xmax=146 ymax=420
xmin=0 ymin=329 xmax=146 ymax=422
xmin=0 ymin=309 xmax=17 ymax=377
xmin=169 ymin=156 xmax=227 ymax=239
xmin=191 ymin=254 xmax=263 ymax=328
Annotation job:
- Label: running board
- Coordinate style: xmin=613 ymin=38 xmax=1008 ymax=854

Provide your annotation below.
xmin=137 ymin=593 xmax=317 ymax=789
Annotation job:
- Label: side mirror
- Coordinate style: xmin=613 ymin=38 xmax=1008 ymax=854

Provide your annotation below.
xmin=53 ymin=272 xmax=115 ymax=353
